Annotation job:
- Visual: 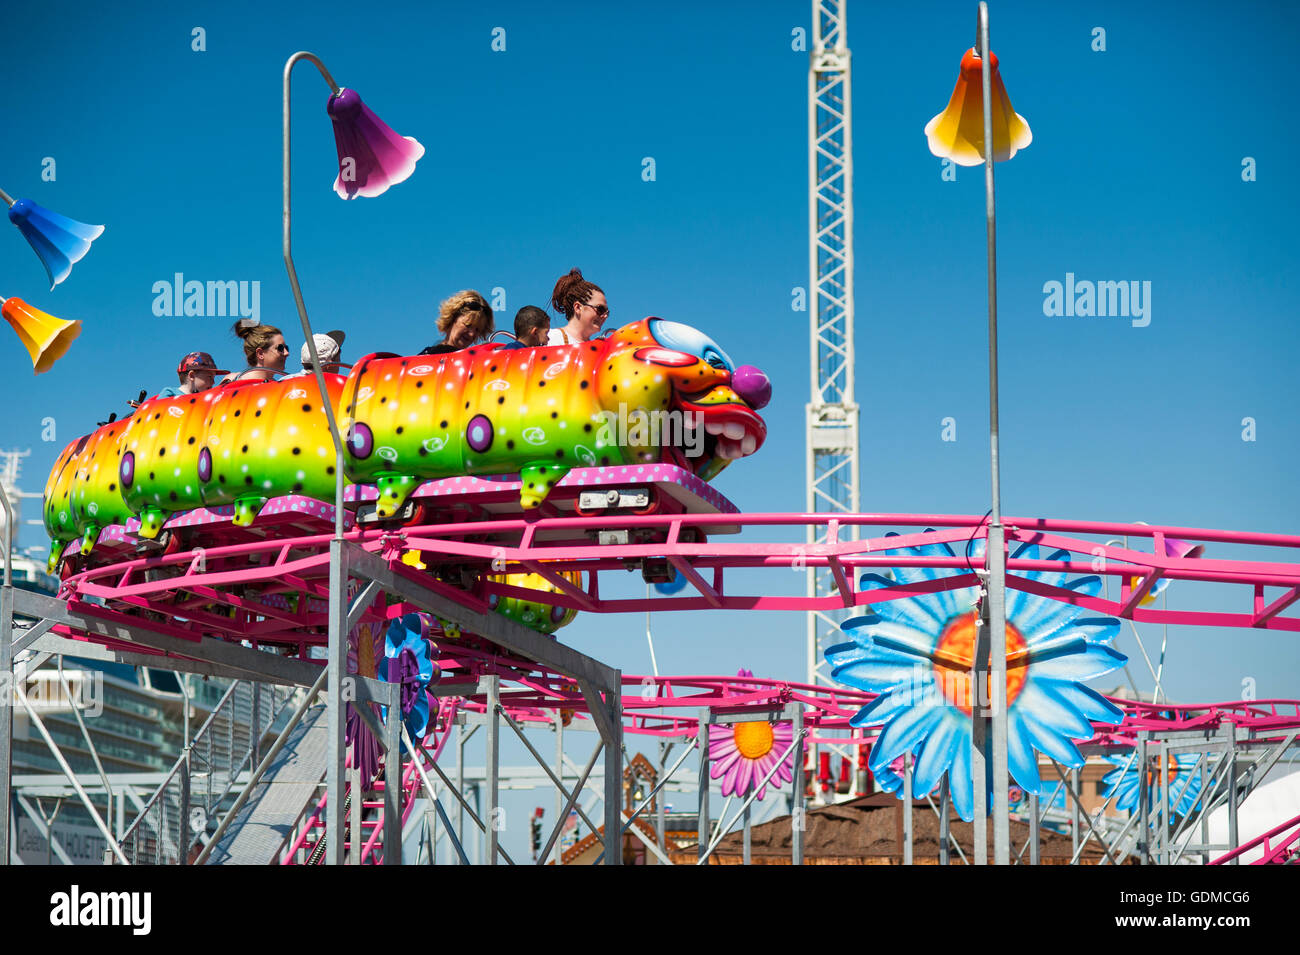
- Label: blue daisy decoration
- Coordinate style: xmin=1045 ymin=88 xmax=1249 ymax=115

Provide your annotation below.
xmin=1101 ymin=750 xmax=1204 ymax=817
xmin=380 ymin=612 xmax=440 ymax=743
xmin=826 ymin=535 xmax=1127 ymax=821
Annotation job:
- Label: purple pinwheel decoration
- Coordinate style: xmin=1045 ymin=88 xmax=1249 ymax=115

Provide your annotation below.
xmin=326 ymin=88 xmax=425 ymax=199
xmin=8 ymin=198 xmax=104 ymax=289
xmin=380 ymin=612 xmax=440 ymax=743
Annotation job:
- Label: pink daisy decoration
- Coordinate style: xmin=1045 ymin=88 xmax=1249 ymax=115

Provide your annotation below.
xmin=708 ymin=720 xmax=796 ymax=800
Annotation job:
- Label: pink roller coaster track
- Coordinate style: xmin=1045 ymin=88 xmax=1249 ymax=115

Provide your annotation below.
xmin=55 ymin=512 xmax=1300 ymax=657
xmin=46 ymin=510 xmax=1300 ymax=745
xmin=37 ymin=503 xmax=1300 ymax=865
xmin=1209 ymin=812 xmax=1300 ymax=865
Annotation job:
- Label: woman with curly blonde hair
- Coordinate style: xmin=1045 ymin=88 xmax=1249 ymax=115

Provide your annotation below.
xmin=420 ymin=290 xmax=494 ymax=355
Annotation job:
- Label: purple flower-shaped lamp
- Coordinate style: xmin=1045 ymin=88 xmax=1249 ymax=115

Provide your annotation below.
xmin=326 ymin=88 xmax=425 ymax=200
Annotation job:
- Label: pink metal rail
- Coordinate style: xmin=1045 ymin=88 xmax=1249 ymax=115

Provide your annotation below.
xmin=1208 ymin=812 xmax=1300 ymax=865
xmin=428 ymin=651 xmax=1300 ymax=749
xmin=52 ymin=513 xmax=1300 ymax=658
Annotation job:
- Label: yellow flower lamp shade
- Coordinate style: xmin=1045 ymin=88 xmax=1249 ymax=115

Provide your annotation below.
xmin=925 ymin=48 xmax=1032 ymax=166
xmin=2 ymin=296 xmax=81 ymax=374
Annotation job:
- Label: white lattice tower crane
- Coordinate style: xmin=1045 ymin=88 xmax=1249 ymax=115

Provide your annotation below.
xmin=806 ymin=1 xmax=860 ymax=691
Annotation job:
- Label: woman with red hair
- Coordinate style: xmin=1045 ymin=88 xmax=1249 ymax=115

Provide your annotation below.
xmin=547 ymin=268 xmax=608 ymax=344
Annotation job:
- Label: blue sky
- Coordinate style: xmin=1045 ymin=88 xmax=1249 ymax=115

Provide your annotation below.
xmin=3 ymin=0 xmax=1297 ymax=723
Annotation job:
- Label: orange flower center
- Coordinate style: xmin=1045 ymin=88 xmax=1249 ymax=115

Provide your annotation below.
xmin=1146 ymin=753 xmax=1180 ymax=788
xmin=734 ymin=721 xmax=775 ymax=760
xmin=932 ymin=611 xmax=1029 ymax=715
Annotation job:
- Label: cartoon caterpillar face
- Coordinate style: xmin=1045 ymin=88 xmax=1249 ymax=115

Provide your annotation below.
xmin=45 ymin=319 xmax=770 ymax=542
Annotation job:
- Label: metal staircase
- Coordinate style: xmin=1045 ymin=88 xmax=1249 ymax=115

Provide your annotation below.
xmin=201 ymin=704 xmax=329 ymax=864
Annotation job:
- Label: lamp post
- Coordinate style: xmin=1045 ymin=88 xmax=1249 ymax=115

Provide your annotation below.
xmin=283 ymin=51 xmax=425 ymax=540
xmin=924 ymin=3 xmax=1031 ymax=864
xmin=284 ymin=52 xmax=348 ymax=542
xmin=281 ymin=51 xmax=423 ymax=865
xmin=0 ymin=188 xmax=100 ymax=865
xmin=975 ymin=0 xmax=1011 ymax=871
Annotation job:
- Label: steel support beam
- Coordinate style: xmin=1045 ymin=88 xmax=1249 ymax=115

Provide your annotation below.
xmin=485 ymin=676 xmax=500 ymax=866
xmin=805 ymin=0 xmax=860 ymax=695
xmin=383 ymin=681 xmax=401 ymax=865
xmin=344 ymin=544 xmax=620 ymax=692
xmin=12 ymin=590 xmax=320 ymax=687
xmin=326 ymin=539 xmax=349 ymax=865
xmin=1 ymin=581 xmax=12 ymax=866
xmin=697 ymin=712 xmax=709 ymax=864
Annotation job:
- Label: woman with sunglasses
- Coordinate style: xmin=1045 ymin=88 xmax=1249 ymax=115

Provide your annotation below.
xmin=548 ymin=268 xmax=609 ymax=344
xmin=420 ymin=290 xmax=495 ymax=355
xmin=222 ymin=321 xmax=290 ymax=383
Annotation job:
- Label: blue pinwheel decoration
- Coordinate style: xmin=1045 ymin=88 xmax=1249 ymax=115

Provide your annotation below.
xmin=380 ymin=612 xmax=440 ymax=743
xmin=6 ymin=197 xmax=104 ymax=289
xmin=826 ymin=534 xmax=1128 ymax=821
xmin=1102 ymin=750 xmax=1204 ymax=817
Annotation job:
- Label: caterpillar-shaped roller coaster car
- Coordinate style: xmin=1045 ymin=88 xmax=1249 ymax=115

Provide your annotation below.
xmin=43 ymin=319 xmax=770 ymax=634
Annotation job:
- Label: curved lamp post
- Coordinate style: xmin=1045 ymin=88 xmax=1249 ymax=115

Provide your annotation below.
xmin=282 ymin=51 xmax=423 ymax=867
xmin=283 ymin=51 xmax=424 ymax=540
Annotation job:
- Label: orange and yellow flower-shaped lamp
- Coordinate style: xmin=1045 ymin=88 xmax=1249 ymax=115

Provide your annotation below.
xmin=1 ymin=296 xmax=81 ymax=375
xmin=925 ymin=47 xmax=1031 ymax=166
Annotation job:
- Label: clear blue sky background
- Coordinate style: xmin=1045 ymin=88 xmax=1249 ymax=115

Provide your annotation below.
xmin=3 ymin=0 xmax=1297 ymax=823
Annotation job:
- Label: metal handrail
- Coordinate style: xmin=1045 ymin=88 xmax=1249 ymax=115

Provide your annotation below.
xmin=116 ymin=679 xmax=243 ymax=846
xmin=1 ymin=469 xmax=14 ymax=586
xmin=116 ymin=677 xmax=296 ymax=861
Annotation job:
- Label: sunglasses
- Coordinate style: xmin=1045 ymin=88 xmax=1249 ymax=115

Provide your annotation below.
xmin=582 ymin=301 xmax=609 ymax=319
xmin=460 ymin=301 xmax=484 ymax=313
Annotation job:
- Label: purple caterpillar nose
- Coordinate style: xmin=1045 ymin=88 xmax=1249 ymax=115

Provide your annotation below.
xmin=732 ymin=365 xmax=771 ymax=409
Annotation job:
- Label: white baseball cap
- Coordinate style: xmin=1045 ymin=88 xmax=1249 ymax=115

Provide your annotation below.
xmin=302 ymin=330 xmax=345 ymax=367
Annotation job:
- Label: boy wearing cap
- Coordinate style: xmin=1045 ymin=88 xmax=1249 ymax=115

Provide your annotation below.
xmin=159 ymin=352 xmax=230 ymax=397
